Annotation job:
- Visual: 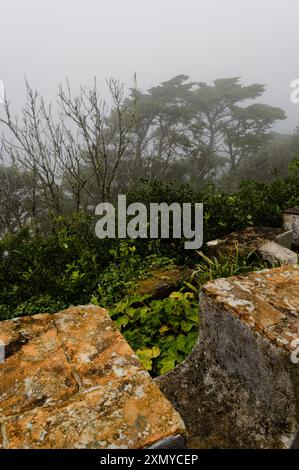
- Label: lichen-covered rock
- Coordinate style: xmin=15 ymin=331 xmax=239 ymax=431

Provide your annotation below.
xmin=132 ymin=267 xmax=192 ymax=300
xmin=207 ymin=226 xmax=294 ymax=255
xmin=0 ymin=306 xmax=185 ymax=449
xmin=156 ymin=265 xmax=299 ymax=448
xmin=258 ymin=240 xmax=298 ymax=266
xmin=0 ymin=314 xmax=78 ymax=416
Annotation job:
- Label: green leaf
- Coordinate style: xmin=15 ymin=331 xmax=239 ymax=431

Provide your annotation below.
xmin=159 ymin=357 xmax=176 ymax=375
xmin=176 ymin=334 xmax=187 ymax=353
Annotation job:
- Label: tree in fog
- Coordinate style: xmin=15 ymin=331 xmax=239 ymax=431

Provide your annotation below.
xmin=126 ymin=76 xmax=286 ymax=184
xmin=0 ymin=74 xmax=288 ymax=235
xmin=0 ymin=79 xmax=135 ymax=232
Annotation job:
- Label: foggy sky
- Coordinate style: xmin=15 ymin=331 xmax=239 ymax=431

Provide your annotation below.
xmin=1 ymin=0 xmax=299 ymax=133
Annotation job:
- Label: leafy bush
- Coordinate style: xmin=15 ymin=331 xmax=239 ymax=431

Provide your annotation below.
xmin=0 ymin=218 xmax=172 ymax=319
xmin=104 ymin=246 xmax=267 ymax=377
xmin=110 ymin=291 xmax=199 ymax=376
xmin=90 ymin=243 xmax=174 ymax=307
xmin=129 ymin=173 xmax=299 ymax=244
xmin=0 ymin=172 xmax=298 ymax=319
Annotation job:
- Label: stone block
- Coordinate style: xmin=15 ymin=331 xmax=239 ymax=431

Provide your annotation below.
xmin=156 ymin=265 xmax=299 ymax=448
xmin=258 ymin=241 xmax=298 ymax=265
xmin=0 ymin=306 xmax=185 ymax=449
xmin=283 ymin=207 xmax=299 ymax=247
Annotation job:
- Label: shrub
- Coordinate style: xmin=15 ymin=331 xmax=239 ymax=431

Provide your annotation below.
xmin=0 ymin=172 xmax=297 ymax=322
xmin=110 ymin=291 xmax=199 ymax=376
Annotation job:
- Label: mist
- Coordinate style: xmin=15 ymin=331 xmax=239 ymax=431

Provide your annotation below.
xmin=0 ymin=0 xmax=299 ymax=133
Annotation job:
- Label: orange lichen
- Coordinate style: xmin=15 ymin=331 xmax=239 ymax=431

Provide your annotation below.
xmin=202 ymin=265 xmax=299 ymax=352
xmin=0 ymin=306 xmax=185 ymax=449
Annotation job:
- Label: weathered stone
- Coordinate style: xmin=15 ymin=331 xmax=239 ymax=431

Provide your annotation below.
xmin=3 ymin=374 xmax=183 ymax=449
xmin=207 ymin=226 xmax=294 ymax=255
xmin=258 ymin=241 xmax=298 ymax=266
xmin=156 ymin=265 xmax=299 ymax=448
xmin=283 ymin=207 xmax=299 ymax=247
xmin=0 ymin=306 xmax=185 ymax=449
xmin=0 ymin=314 xmax=78 ymax=416
xmin=132 ymin=267 xmax=192 ymax=300
xmin=53 ymin=306 xmax=141 ymax=389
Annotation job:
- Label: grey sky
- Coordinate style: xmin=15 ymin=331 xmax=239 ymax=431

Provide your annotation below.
xmin=1 ymin=0 xmax=299 ymax=132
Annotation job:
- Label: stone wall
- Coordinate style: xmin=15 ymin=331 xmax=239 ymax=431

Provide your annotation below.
xmin=156 ymin=265 xmax=299 ymax=448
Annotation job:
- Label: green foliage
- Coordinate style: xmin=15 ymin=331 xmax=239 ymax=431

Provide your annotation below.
xmin=289 ymin=158 xmax=299 ymax=173
xmin=0 ymin=173 xmax=298 ymax=320
xmin=129 ymin=173 xmax=299 ymax=244
xmin=110 ymin=291 xmax=199 ymax=376
xmin=0 ymin=174 xmax=297 ymax=376
xmin=0 ymin=216 xmax=172 ymax=319
xmin=90 ymin=244 xmax=173 ymax=308
xmin=186 ymin=249 xmax=268 ymax=295
xmin=0 ymin=216 xmax=111 ymax=316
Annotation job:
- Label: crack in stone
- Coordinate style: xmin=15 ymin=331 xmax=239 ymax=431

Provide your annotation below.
xmin=1 ymin=421 xmax=9 ymax=448
xmin=52 ymin=317 xmax=83 ymax=393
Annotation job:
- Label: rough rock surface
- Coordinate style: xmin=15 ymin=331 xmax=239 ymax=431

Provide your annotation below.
xmin=258 ymin=240 xmax=298 ymax=266
xmin=156 ymin=265 xmax=299 ymax=448
xmin=283 ymin=207 xmax=299 ymax=247
xmin=132 ymin=267 xmax=192 ymax=300
xmin=207 ymin=226 xmax=294 ymax=255
xmin=0 ymin=306 xmax=185 ymax=449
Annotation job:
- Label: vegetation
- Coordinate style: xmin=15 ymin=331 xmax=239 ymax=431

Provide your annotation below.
xmin=1 ymin=75 xmax=298 ymax=237
xmin=0 ymin=173 xmax=297 ymax=374
xmin=0 ymin=76 xmax=298 ymax=376
xmin=1 ymin=175 xmax=297 ymax=320
xmin=108 ymin=249 xmax=267 ymax=376
xmin=109 ymin=291 xmax=199 ymax=376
